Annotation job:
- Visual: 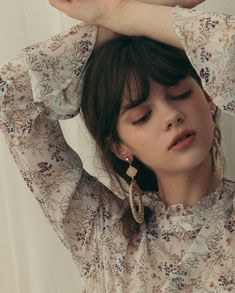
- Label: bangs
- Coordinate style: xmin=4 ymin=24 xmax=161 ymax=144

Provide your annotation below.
xmin=122 ymin=68 xmax=150 ymax=108
xmin=82 ymin=34 xmax=200 ymax=143
xmin=116 ymin=35 xmax=196 ymax=107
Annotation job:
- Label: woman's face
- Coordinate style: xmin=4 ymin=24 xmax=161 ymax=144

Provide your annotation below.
xmin=114 ymin=77 xmax=215 ymax=177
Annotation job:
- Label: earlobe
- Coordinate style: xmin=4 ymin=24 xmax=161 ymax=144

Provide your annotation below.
xmin=111 ymin=142 xmax=133 ymax=162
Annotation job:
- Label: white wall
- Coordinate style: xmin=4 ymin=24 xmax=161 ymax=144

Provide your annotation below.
xmin=0 ymin=1 xmax=235 ymax=293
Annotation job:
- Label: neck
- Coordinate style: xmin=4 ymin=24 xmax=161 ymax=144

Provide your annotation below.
xmin=156 ymin=154 xmax=221 ymax=208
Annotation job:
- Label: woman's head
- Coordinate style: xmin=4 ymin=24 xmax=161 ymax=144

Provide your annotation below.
xmin=81 ymin=35 xmax=217 ymax=191
xmin=115 ymin=76 xmax=217 ymax=181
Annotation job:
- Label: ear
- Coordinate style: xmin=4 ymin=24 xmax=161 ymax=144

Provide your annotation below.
xmin=111 ymin=142 xmax=133 ymax=162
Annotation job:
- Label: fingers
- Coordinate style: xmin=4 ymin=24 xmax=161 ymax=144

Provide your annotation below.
xmin=138 ymin=0 xmax=206 ymax=8
xmin=48 ymin=0 xmax=70 ymax=10
xmin=179 ymin=0 xmax=206 ymax=8
xmin=48 ymin=0 xmax=72 ymax=15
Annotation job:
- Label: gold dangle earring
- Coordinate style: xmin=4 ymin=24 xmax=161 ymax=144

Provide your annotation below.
xmin=211 ymin=134 xmax=225 ymax=182
xmin=125 ymin=158 xmax=144 ymax=224
xmin=210 ymin=109 xmax=225 ymax=182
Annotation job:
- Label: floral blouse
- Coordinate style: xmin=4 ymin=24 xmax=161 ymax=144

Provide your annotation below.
xmin=1 ymin=6 xmax=235 ymax=293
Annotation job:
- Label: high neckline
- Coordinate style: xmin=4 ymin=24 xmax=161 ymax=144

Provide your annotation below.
xmin=144 ymin=179 xmax=227 ymax=218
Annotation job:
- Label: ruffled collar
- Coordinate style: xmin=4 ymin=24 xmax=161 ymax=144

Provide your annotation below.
xmin=144 ymin=178 xmax=233 ymax=218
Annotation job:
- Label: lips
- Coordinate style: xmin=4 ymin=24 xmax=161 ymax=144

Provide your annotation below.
xmin=168 ymin=130 xmax=196 ymax=150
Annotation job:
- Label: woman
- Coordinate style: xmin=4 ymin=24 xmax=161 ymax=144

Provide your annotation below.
xmin=0 ymin=0 xmax=235 ymax=291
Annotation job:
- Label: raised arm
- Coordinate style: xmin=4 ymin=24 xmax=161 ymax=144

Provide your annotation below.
xmin=0 ymin=23 xmax=95 ymax=230
xmin=98 ymin=2 xmax=235 ymax=116
xmin=48 ymin=0 xmax=205 ymax=49
xmin=49 ymin=0 xmax=235 ymax=115
xmin=95 ymin=26 xmax=119 ymax=50
xmin=0 ymin=23 xmax=124 ymax=266
xmin=108 ymin=2 xmax=235 ymax=115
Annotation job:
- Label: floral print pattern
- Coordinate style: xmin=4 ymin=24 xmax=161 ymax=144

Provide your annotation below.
xmin=0 ymin=6 xmax=235 ymax=293
xmin=172 ymin=6 xmax=235 ymax=115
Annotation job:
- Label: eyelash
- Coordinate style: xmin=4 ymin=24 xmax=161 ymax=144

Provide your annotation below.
xmin=171 ymin=90 xmax=192 ymax=101
xmin=132 ymin=111 xmax=152 ymax=125
xmin=132 ymin=90 xmax=192 ymax=125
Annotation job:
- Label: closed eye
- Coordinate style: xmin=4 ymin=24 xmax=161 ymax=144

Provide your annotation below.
xmin=171 ymin=90 xmax=192 ymax=100
xmin=132 ymin=111 xmax=152 ymax=125
xmin=131 ymin=90 xmax=191 ymax=125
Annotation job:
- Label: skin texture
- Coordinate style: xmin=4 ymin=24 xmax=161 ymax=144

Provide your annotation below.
xmin=113 ymin=77 xmax=220 ymax=207
xmin=139 ymin=0 xmax=205 ymax=7
xmin=49 ymin=0 xmax=206 ymax=48
xmin=48 ymin=0 xmax=205 ymax=26
xmin=48 ymin=0 xmax=205 ymax=50
xmin=48 ymin=0 xmax=220 ymax=207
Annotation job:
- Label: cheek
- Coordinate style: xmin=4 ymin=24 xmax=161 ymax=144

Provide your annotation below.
xmin=191 ymin=98 xmax=215 ymax=144
xmin=117 ymin=120 xmax=161 ymax=163
xmin=118 ymin=125 xmax=154 ymax=150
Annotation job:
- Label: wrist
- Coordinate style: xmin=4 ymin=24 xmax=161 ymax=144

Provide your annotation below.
xmin=99 ymin=0 xmax=139 ymax=36
xmin=100 ymin=2 xmax=181 ymax=48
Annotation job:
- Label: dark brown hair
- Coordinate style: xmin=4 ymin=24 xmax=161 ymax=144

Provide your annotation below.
xmin=80 ymin=35 xmax=213 ymax=241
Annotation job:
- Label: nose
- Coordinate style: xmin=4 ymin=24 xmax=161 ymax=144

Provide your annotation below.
xmin=164 ymin=110 xmax=185 ymax=130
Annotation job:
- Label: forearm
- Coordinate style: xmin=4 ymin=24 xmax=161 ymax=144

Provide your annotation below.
xmin=94 ymin=26 xmax=120 ymax=51
xmin=101 ymin=2 xmax=182 ymax=49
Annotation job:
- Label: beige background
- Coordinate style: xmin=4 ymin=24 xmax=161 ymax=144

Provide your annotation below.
xmin=0 ymin=0 xmax=235 ymax=292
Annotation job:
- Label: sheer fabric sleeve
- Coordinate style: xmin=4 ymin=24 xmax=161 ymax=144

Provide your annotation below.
xmin=0 ymin=23 xmax=127 ymax=271
xmin=172 ymin=6 xmax=235 ymax=116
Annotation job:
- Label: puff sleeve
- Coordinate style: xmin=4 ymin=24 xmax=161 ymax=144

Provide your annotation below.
xmin=172 ymin=6 xmax=235 ymax=116
xmin=0 ymin=24 xmax=127 ymax=271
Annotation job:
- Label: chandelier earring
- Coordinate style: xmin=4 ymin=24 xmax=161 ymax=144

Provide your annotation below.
xmin=125 ymin=158 xmax=144 ymax=224
xmin=211 ymin=134 xmax=225 ymax=183
xmin=210 ymin=111 xmax=225 ymax=183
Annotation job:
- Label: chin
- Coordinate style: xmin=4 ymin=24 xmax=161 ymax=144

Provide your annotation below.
xmin=170 ymin=148 xmax=211 ymax=171
xmin=186 ymin=154 xmax=212 ymax=172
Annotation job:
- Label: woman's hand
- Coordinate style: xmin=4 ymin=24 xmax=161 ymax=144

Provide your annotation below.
xmin=139 ymin=0 xmax=205 ymax=9
xmin=48 ymin=0 xmax=132 ymax=25
xmin=48 ymin=0 xmax=205 ymax=25
xmin=48 ymin=0 xmax=206 ymax=50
